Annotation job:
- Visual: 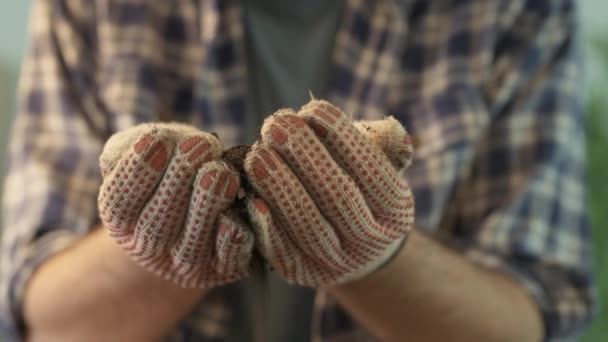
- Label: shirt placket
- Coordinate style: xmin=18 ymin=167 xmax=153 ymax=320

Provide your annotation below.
xmin=327 ymin=0 xmax=410 ymax=122
xmin=194 ymin=0 xmax=249 ymax=146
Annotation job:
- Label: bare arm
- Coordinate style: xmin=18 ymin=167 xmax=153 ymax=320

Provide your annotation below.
xmin=329 ymin=230 xmax=543 ymax=342
xmin=23 ymin=227 xmax=205 ymax=342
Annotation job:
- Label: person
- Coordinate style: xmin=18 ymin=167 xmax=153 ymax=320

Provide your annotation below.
xmin=0 ymin=0 xmax=597 ymax=341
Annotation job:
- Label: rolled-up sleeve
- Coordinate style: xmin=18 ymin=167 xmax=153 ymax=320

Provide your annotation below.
xmin=449 ymin=1 xmax=597 ymax=339
xmin=0 ymin=1 xmax=108 ymax=339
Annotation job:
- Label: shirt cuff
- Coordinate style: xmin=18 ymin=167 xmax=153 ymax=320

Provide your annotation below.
xmin=463 ymin=246 xmax=596 ymax=342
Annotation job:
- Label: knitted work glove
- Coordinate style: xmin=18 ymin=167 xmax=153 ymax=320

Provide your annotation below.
xmin=98 ymin=123 xmax=254 ymax=288
xmin=244 ymin=100 xmax=415 ymax=286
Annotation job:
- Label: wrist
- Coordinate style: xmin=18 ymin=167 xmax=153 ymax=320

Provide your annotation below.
xmin=328 ymin=229 xmax=416 ymax=294
xmin=334 ymin=232 xmax=409 ymax=287
xmin=97 ymin=227 xmax=208 ymax=297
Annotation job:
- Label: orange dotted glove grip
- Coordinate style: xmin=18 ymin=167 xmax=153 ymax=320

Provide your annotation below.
xmin=98 ymin=123 xmax=254 ymax=288
xmin=244 ymin=100 xmax=415 ymax=286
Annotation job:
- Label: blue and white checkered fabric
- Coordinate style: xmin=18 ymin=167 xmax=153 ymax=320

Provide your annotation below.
xmin=1 ymin=0 xmax=597 ymax=341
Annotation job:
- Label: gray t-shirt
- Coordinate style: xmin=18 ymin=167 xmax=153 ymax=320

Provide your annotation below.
xmin=241 ymin=0 xmax=344 ymax=144
xmin=237 ymin=0 xmax=345 ymax=341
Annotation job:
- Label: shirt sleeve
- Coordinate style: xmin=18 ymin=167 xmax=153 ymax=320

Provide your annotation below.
xmin=446 ymin=1 xmax=597 ymax=339
xmin=0 ymin=1 xmax=109 ymax=339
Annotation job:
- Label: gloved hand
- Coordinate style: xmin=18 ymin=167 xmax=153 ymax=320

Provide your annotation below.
xmin=244 ymin=100 xmax=415 ymax=286
xmin=98 ymin=123 xmax=254 ymax=288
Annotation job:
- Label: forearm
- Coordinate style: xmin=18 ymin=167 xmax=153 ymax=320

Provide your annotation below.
xmin=23 ymin=226 xmax=206 ymax=342
xmin=329 ymin=230 xmax=543 ymax=342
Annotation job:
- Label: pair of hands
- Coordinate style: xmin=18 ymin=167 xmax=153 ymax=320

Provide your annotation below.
xmin=98 ymin=100 xmax=415 ymax=288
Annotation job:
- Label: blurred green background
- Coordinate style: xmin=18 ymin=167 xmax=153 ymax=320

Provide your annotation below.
xmin=584 ymin=34 xmax=608 ymax=341
xmin=0 ymin=1 xmax=606 ymax=341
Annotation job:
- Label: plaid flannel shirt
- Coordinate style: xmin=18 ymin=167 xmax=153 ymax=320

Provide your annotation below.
xmin=1 ymin=0 xmax=597 ymax=341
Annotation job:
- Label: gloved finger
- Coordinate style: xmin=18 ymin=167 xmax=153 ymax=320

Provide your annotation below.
xmin=123 ymin=133 xmax=223 ymax=270
xmin=352 ymin=117 xmax=414 ymax=171
xmin=244 ymin=142 xmax=355 ymax=273
xmin=99 ymin=122 xmax=204 ymax=176
xmin=214 ymin=209 xmax=254 ymax=276
xmin=168 ymin=161 xmax=240 ymax=287
xmin=99 ymin=130 xmax=173 ymax=237
xmin=260 ymin=112 xmax=401 ymax=244
xmin=299 ymin=100 xmax=414 ymax=232
xmin=245 ymin=195 xmax=329 ymax=286
xmin=99 ymin=123 xmax=220 ymax=234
